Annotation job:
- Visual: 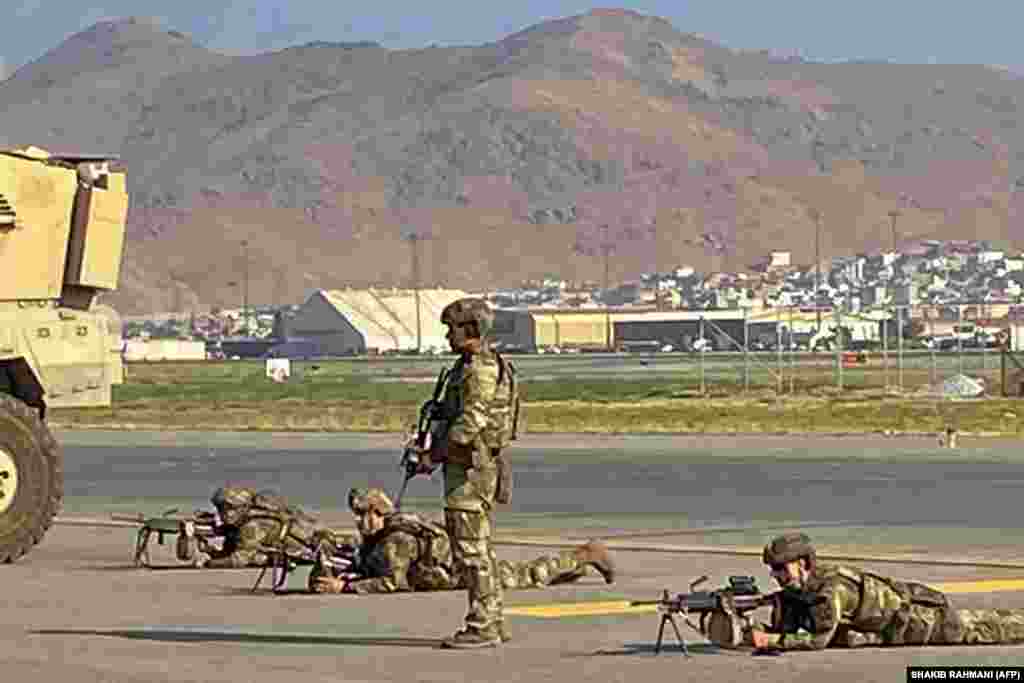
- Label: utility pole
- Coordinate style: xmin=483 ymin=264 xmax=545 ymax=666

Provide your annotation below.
xmin=240 ymin=240 xmax=250 ymax=336
xmin=403 ymin=230 xmax=431 ymax=354
xmin=273 ymin=269 xmax=286 ymax=307
xmin=651 ymin=218 xmax=661 ymax=311
xmin=888 ymin=210 xmax=901 ymax=254
xmin=169 ymin=270 xmax=183 ymax=315
xmin=601 ymin=224 xmax=614 ymax=351
xmin=810 ymin=208 xmax=823 ymax=331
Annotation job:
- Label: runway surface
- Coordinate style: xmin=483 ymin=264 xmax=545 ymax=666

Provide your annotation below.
xmin=2 ymin=430 xmax=1022 ymax=681
xmin=56 ymin=430 xmax=1024 ymax=559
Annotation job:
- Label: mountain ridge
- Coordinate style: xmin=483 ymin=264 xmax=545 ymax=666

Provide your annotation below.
xmin=1 ymin=9 xmax=1022 ymax=315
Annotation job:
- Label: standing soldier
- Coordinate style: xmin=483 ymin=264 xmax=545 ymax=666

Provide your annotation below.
xmin=740 ymin=532 xmax=1024 ymax=650
xmin=411 ymin=298 xmax=518 ymax=649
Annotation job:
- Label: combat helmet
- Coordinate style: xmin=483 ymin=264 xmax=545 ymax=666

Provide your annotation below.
xmin=441 ymin=298 xmax=493 ymax=339
xmin=348 ymin=487 xmax=395 ymax=516
xmin=211 ymin=486 xmax=256 ymax=511
xmin=762 ymin=532 xmax=816 ymax=567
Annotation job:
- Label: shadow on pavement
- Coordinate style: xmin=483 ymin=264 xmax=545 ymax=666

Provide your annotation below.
xmin=31 ymin=629 xmax=442 ymax=648
xmin=217 ymin=587 xmax=320 ymax=596
xmin=584 ymin=642 xmax=726 ymax=656
xmin=79 ymin=564 xmax=236 ymax=572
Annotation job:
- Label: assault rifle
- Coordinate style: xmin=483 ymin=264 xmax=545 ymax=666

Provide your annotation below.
xmin=630 ymin=575 xmax=775 ymax=656
xmin=112 ymin=509 xmax=222 ymax=568
xmin=396 ymin=365 xmax=450 ymax=510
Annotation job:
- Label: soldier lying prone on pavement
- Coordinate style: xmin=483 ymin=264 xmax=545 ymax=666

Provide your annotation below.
xmin=727 ymin=532 xmax=1024 ymax=650
xmin=308 ymin=488 xmax=616 ymax=597
xmin=176 ymin=486 xmax=355 ymax=568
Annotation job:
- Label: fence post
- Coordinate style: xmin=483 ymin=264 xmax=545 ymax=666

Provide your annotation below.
xmin=957 ymin=304 xmax=964 ymax=377
xmin=835 ymin=305 xmax=844 ymax=391
xmin=788 ymin=306 xmax=795 ymax=394
xmin=699 ymin=316 xmax=706 ymax=395
xmin=897 ymin=305 xmax=904 ymax=392
xmin=929 ymin=307 xmax=936 ymax=389
xmin=743 ymin=308 xmax=750 ymax=394
xmin=1002 ymin=343 xmax=1008 ymax=397
xmin=776 ymin=308 xmax=783 ymax=396
xmin=882 ymin=305 xmax=889 ymax=389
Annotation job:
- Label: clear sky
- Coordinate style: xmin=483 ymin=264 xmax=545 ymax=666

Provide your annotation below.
xmin=5 ymin=0 xmax=1022 ymax=78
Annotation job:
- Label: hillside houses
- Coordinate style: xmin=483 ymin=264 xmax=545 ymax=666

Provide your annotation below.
xmin=122 ymin=238 xmax=1024 ymax=355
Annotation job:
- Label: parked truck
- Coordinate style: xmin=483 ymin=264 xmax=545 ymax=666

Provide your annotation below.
xmin=0 ymin=145 xmax=127 ymax=562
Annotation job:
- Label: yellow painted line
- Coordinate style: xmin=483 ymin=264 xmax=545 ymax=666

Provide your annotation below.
xmin=931 ymin=579 xmax=1024 ymax=594
xmin=505 ymin=601 xmax=653 ymax=618
xmin=507 ymin=579 xmax=1024 ymax=618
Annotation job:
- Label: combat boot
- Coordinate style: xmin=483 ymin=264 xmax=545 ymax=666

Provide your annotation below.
xmin=175 ymin=521 xmax=198 ymax=563
xmin=842 ymin=630 xmax=882 ymax=648
xmin=573 ymin=540 xmax=616 ymax=584
xmin=440 ymin=627 xmax=502 ymax=650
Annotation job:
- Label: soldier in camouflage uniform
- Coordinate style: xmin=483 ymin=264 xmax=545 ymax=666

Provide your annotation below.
xmin=176 ymin=486 xmax=354 ymax=569
xmin=311 ymin=488 xmax=616 ymax=595
xmin=739 ymin=532 xmax=1024 ymax=650
xmin=406 ymin=298 xmax=517 ymax=649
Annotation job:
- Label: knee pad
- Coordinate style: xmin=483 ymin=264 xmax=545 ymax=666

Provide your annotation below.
xmin=530 ymin=563 xmax=552 ymax=586
xmin=444 ymin=507 xmax=491 ymax=541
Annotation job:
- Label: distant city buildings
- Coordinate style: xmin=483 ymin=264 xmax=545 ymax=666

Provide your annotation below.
xmin=122 ymin=238 xmax=1024 ymax=356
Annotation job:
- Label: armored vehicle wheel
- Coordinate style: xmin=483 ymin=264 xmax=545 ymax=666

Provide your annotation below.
xmin=0 ymin=395 xmax=62 ymax=563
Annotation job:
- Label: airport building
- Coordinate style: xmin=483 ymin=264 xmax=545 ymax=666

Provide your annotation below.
xmin=285 ymin=288 xmax=468 ymax=355
xmin=494 ymin=307 xmax=885 ymax=352
xmin=494 ymin=307 xmax=762 ymax=351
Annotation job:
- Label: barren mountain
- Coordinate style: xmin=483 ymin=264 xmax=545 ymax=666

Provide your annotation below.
xmin=2 ymin=10 xmax=1023 ymax=315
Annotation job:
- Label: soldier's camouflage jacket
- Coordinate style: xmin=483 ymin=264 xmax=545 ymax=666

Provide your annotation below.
xmin=204 ymin=508 xmax=354 ymax=569
xmin=332 ymin=512 xmax=590 ymax=594
xmin=440 ymin=350 xmax=500 ymax=454
xmin=760 ymin=563 xmax=1024 ymax=649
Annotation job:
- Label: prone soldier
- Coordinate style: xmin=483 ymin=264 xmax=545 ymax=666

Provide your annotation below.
xmin=310 ymin=487 xmax=616 ymax=598
xmin=175 ymin=486 xmax=354 ymax=568
xmin=739 ymin=532 xmax=1024 ymax=650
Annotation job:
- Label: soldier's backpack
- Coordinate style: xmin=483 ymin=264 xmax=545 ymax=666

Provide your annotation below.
xmin=482 ymin=350 xmax=520 ymax=450
xmin=247 ymin=489 xmax=323 ymax=552
xmin=384 ymin=512 xmax=451 ymax=565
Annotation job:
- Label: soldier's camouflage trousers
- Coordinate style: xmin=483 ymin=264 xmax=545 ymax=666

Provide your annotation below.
xmin=831 ymin=607 xmax=1024 ymax=647
xmin=444 ymin=457 xmax=504 ymax=636
xmin=497 ymin=552 xmax=590 ymax=589
xmin=956 ymin=609 xmax=1024 ymax=644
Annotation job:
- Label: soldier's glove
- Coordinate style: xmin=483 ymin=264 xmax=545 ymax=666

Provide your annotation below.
xmin=312 ymin=576 xmax=351 ymax=594
xmin=430 ymin=440 xmax=451 ymax=466
xmin=706 ymin=611 xmax=745 ymax=649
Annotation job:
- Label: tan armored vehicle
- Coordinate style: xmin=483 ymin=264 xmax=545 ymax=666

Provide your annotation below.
xmin=0 ymin=145 xmax=127 ymax=562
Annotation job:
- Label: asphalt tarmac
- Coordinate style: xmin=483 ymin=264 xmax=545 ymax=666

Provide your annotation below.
xmin=5 ymin=526 xmax=1024 ymax=683
xmin=56 ymin=431 xmax=1024 ymax=559
xmin=3 ymin=431 xmax=1023 ymax=681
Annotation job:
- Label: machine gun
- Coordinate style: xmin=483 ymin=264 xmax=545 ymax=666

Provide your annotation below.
xmin=395 ymin=366 xmax=450 ymax=510
xmin=630 ymin=575 xmax=776 ymax=656
xmin=112 ymin=509 xmax=222 ymax=568
xmin=251 ymin=538 xmax=360 ymax=594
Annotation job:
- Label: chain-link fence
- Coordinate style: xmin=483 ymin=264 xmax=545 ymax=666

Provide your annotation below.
xmin=669 ymin=303 xmax=1021 ymax=397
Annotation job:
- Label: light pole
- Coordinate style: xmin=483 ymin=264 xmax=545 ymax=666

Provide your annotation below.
xmin=600 ymin=224 xmax=614 ymax=351
xmin=227 ymin=280 xmax=241 ymax=335
xmin=887 ymin=210 xmax=901 ymax=254
xmin=808 ymin=208 xmax=823 ymax=331
xmin=402 ymin=229 xmax=432 ymax=354
xmin=241 ymin=239 xmax=250 ymax=336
